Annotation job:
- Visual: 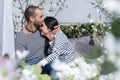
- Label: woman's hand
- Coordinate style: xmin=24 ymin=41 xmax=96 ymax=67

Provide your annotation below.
xmin=36 ymin=62 xmax=43 ymax=68
xmin=53 ymin=26 xmax=61 ymax=33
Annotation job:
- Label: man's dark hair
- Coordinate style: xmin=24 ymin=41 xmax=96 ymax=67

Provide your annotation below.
xmin=44 ymin=16 xmax=59 ymax=31
xmin=24 ymin=5 xmax=41 ymax=22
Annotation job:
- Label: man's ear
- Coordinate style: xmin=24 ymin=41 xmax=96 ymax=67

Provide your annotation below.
xmin=29 ymin=16 xmax=35 ymax=22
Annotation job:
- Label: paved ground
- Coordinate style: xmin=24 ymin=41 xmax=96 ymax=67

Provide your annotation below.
xmin=69 ymin=36 xmax=103 ymax=57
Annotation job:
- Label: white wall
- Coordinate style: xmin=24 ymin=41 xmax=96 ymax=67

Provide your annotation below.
xmin=0 ymin=0 xmax=15 ymax=58
xmin=0 ymin=0 xmax=4 ymax=56
xmin=43 ymin=0 xmax=106 ymax=24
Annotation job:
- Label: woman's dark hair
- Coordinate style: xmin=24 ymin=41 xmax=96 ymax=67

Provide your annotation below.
xmin=24 ymin=5 xmax=41 ymax=22
xmin=44 ymin=16 xmax=58 ymax=31
xmin=44 ymin=16 xmax=58 ymax=56
xmin=44 ymin=37 xmax=50 ymax=56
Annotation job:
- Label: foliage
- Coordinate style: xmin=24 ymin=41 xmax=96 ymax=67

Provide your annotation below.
xmin=100 ymin=59 xmax=118 ymax=74
xmin=61 ymin=22 xmax=106 ymax=38
xmin=111 ymin=18 xmax=120 ymax=39
xmin=90 ymin=46 xmax=103 ymax=59
xmin=51 ymin=58 xmax=99 ymax=80
xmin=24 ymin=65 xmax=51 ymax=80
xmin=12 ymin=0 xmax=67 ymax=34
xmin=87 ymin=0 xmax=112 ymax=22
xmin=0 ymin=52 xmax=51 ymax=80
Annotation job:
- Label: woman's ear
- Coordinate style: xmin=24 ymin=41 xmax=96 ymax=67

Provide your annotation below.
xmin=52 ymin=30 xmax=56 ymax=34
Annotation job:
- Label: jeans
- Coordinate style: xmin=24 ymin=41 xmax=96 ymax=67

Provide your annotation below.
xmin=27 ymin=57 xmax=42 ymax=65
xmin=26 ymin=57 xmax=52 ymax=75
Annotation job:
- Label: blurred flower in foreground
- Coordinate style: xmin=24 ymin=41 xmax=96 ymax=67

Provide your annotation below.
xmin=16 ymin=50 xmax=29 ymax=60
xmin=51 ymin=58 xmax=99 ymax=80
xmin=104 ymin=32 xmax=120 ymax=55
xmin=19 ymin=68 xmax=38 ymax=80
xmin=0 ymin=59 xmax=17 ymax=80
xmin=103 ymin=0 xmax=120 ymax=14
xmin=100 ymin=28 xmax=120 ymax=80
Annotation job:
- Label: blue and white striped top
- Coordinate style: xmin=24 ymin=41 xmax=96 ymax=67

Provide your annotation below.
xmin=41 ymin=31 xmax=79 ymax=66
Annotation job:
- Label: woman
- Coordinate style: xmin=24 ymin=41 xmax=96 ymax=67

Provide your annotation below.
xmin=37 ymin=16 xmax=79 ymax=67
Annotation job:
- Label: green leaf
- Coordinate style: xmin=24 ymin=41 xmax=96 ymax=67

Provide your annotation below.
xmin=2 ymin=71 xmax=8 ymax=77
xmin=94 ymin=22 xmax=99 ymax=26
xmin=12 ymin=0 xmax=16 ymax=2
xmin=90 ymin=46 xmax=103 ymax=59
xmin=87 ymin=13 xmax=91 ymax=18
xmin=50 ymin=1 xmax=52 ymax=4
xmin=18 ymin=16 xmax=20 ymax=18
xmin=101 ymin=60 xmax=118 ymax=74
xmin=38 ymin=74 xmax=51 ymax=80
xmin=56 ymin=2 xmax=59 ymax=6
xmin=63 ymin=75 xmax=74 ymax=80
xmin=93 ymin=31 xmax=97 ymax=36
xmin=99 ymin=0 xmax=103 ymax=4
xmin=111 ymin=19 xmax=120 ymax=39
xmin=59 ymin=0 xmax=61 ymax=2
xmin=59 ymin=7 xmax=62 ymax=10
xmin=24 ymin=65 xmax=42 ymax=76
xmin=3 ymin=54 xmax=9 ymax=58
xmin=49 ymin=9 xmax=53 ymax=12
xmin=41 ymin=0 xmax=46 ymax=3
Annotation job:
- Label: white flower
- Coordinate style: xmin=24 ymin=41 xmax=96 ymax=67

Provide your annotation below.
xmin=96 ymin=8 xmax=100 ymax=13
xmin=104 ymin=32 xmax=120 ymax=55
xmin=56 ymin=72 xmax=63 ymax=78
xmin=97 ymin=55 xmax=105 ymax=63
xmin=30 ymin=1 xmax=34 ymax=4
xmin=52 ymin=59 xmax=71 ymax=71
xmin=90 ymin=19 xmax=94 ymax=23
xmin=115 ymin=58 xmax=120 ymax=70
xmin=22 ymin=69 xmax=32 ymax=76
xmin=16 ymin=50 xmax=29 ymax=60
xmin=30 ymin=74 xmax=38 ymax=80
xmin=103 ymin=0 xmax=120 ymax=14
xmin=20 ymin=69 xmax=38 ymax=80
xmin=71 ymin=26 xmax=74 ymax=29
xmin=0 ymin=59 xmax=16 ymax=80
xmin=93 ymin=27 xmax=97 ymax=32
xmin=52 ymin=58 xmax=99 ymax=80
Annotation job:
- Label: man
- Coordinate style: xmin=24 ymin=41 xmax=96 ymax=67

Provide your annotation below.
xmin=15 ymin=5 xmax=45 ymax=65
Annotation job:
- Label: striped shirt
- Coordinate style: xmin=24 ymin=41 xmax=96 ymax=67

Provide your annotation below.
xmin=40 ymin=31 xmax=78 ymax=66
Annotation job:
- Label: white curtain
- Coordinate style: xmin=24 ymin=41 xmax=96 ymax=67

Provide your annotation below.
xmin=0 ymin=0 xmax=15 ymax=58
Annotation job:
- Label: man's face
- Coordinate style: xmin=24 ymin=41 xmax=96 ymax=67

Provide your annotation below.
xmin=33 ymin=9 xmax=44 ymax=29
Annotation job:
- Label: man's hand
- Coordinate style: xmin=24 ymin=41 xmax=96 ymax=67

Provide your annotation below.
xmin=37 ymin=62 xmax=43 ymax=68
xmin=53 ymin=26 xmax=61 ymax=33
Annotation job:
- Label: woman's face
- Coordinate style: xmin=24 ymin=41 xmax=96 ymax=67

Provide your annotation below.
xmin=39 ymin=22 xmax=50 ymax=36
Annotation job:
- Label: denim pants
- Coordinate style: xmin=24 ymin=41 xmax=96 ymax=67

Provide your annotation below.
xmin=26 ymin=58 xmax=52 ymax=75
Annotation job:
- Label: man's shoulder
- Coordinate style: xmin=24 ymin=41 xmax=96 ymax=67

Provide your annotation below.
xmin=15 ymin=30 xmax=25 ymax=38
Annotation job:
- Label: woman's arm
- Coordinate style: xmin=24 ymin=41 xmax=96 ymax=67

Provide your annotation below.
xmin=37 ymin=31 xmax=68 ymax=67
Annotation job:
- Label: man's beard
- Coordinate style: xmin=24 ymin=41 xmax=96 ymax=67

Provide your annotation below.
xmin=34 ymin=23 xmax=41 ymax=30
